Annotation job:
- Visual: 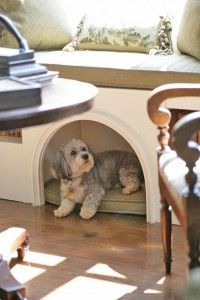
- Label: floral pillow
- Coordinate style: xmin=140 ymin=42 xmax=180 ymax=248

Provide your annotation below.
xmin=63 ymin=0 xmax=173 ymax=55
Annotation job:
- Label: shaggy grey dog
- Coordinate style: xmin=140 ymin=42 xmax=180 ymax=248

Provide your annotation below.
xmin=52 ymin=139 xmax=144 ymax=219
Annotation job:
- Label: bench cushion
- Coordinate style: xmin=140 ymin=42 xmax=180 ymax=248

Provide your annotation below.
xmin=36 ymin=50 xmax=200 ymax=89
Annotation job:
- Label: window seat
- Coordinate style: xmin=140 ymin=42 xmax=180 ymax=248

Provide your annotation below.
xmin=36 ymin=50 xmax=200 ymax=90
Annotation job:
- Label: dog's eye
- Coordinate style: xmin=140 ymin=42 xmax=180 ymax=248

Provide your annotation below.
xmin=70 ymin=150 xmax=76 ymax=156
xmin=81 ymin=147 xmax=86 ymax=152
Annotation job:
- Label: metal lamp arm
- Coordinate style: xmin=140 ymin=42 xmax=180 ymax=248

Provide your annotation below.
xmin=0 ymin=13 xmax=29 ymax=52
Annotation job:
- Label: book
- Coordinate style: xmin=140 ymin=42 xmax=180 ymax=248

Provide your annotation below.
xmin=22 ymin=71 xmax=59 ymax=86
xmin=0 ymin=77 xmax=41 ymax=110
xmin=0 ymin=59 xmax=48 ymax=78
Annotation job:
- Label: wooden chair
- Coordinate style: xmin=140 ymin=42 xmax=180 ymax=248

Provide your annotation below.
xmin=147 ymin=83 xmax=200 ymax=275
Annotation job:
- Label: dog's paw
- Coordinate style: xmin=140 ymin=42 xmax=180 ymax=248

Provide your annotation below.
xmin=122 ymin=182 xmax=139 ymax=195
xmin=54 ymin=207 xmax=70 ymax=218
xmin=122 ymin=186 xmax=133 ymax=195
xmin=79 ymin=207 xmax=97 ymax=220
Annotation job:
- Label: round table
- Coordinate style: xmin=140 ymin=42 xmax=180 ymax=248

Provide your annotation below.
xmin=0 ymin=78 xmax=98 ymax=130
xmin=0 ymin=78 xmax=98 ymax=300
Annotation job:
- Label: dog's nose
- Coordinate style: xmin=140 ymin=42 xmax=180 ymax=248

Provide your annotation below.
xmin=82 ymin=153 xmax=89 ymax=161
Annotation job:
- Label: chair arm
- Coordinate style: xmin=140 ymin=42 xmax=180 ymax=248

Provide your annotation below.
xmin=147 ymin=83 xmax=200 ymax=153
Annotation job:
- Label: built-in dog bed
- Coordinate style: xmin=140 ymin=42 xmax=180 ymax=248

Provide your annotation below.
xmin=44 ymin=178 xmax=146 ymax=215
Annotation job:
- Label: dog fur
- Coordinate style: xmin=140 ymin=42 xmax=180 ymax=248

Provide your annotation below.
xmin=51 ymin=139 xmax=144 ymax=219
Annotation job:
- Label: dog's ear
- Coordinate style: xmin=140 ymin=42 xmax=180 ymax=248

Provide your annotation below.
xmin=51 ymin=150 xmax=72 ymax=180
xmin=88 ymin=146 xmax=97 ymax=165
xmin=51 ymin=161 xmax=59 ymax=179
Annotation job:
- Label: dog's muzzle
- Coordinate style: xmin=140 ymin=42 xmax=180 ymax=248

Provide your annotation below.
xmin=82 ymin=153 xmax=89 ymax=161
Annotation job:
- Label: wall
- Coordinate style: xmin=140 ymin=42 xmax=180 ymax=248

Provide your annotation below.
xmin=1 ymin=86 xmax=196 ymax=223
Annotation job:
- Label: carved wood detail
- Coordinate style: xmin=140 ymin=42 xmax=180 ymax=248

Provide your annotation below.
xmin=147 ymin=83 xmax=200 ymax=155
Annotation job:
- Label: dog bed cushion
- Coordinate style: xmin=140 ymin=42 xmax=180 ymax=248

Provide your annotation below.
xmin=44 ymin=178 xmax=146 ymax=215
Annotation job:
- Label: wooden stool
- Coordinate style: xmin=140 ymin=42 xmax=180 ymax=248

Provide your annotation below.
xmin=0 ymin=227 xmax=29 ymax=300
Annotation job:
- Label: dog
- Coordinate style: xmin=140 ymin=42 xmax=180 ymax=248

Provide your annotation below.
xmin=51 ymin=139 xmax=144 ymax=219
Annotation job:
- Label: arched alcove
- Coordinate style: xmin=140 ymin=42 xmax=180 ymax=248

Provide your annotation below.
xmin=43 ymin=120 xmax=146 ymax=216
xmin=31 ymin=111 xmax=156 ymax=222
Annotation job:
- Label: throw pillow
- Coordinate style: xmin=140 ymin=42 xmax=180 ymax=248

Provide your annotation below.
xmin=63 ymin=0 xmax=173 ymax=55
xmin=0 ymin=0 xmax=82 ymax=50
xmin=177 ymin=0 xmax=200 ymax=60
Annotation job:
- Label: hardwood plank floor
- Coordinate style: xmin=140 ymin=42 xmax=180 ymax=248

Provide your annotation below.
xmin=0 ymin=199 xmax=188 ymax=300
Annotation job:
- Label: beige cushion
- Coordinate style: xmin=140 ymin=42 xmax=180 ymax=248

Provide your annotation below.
xmin=0 ymin=0 xmax=79 ymax=50
xmin=177 ymin=0 xmax=200 ymax=60
xmin=36 ymin=50 xmax=200 ymax=89
xmin=159 ymin=151 xmax=200 ymax=213
xmin=45 ymin=179 xmax=146 ymax=215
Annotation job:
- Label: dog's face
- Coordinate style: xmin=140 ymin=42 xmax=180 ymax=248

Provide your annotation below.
xmin=51 ymin=139 xmax=94 ymax=180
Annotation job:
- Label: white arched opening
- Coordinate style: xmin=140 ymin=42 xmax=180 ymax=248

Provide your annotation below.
xmin=31 ymin=110 xmax=157 ymax=223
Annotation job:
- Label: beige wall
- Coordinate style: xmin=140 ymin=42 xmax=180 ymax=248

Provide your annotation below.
xmin=0 ymin=85 xmax=198 ymax=222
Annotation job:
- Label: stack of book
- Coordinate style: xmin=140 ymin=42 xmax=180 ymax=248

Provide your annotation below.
xmin=0 ymin=77 xmax=41 ymax=110
xmin=21 ymin=70 xmax=59 ymax=86
xmin=0 ymin=47 xmax=59 ymax=86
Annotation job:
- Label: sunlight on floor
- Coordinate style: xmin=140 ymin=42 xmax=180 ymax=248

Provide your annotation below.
xmin=141 ymin=276 xmax=165 ymax=295
xmin=139 ymin=243 xmax=162 ymax=250
xmin=22 ymin=250 xmax=66 ymax=266
xmin=11 ymin=264 xmax=46 ymax=284
xmin=41 ymin=276 xmax=137 ymax=300
xmin=10 ymin=250 xmax=66 ymax=284
xmin=86 ymin=263 xmax=126 ymax=279
xmin=10 ymin=250 xmax=166 ymax=298
xmin=156 ymin=276 xmax=166 ymax=285
xmin=144 ymin=289 xmax=163 ymax=294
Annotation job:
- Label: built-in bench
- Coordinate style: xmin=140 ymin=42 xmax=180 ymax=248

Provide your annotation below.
xmin=35 ymin=49 xmax=200 ymax=223
xmin=0 ymin=0 xmax=200 ymax=224
xmin=36 ymin=50 xmax=200 ymax=89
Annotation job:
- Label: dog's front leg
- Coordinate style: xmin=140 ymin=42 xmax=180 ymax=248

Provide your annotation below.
xmin=80 ymin=191 xmax=104 ymax=220
xmin=54 ymin=198 xmax=75 ymax=217
xmin=80 ymin=200 xmax=97 ymax=220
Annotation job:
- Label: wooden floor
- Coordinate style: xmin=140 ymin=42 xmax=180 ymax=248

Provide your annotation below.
xmin=0 ymin=199 xmax=188 ymax=300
